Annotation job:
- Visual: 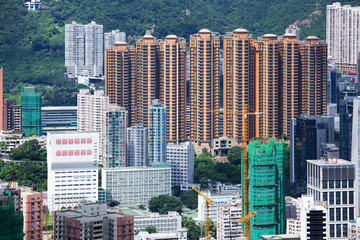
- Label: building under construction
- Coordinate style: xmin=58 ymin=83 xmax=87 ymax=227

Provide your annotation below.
xmin=0 ymin=188 xmax=24 ymax=240
xmin=241 ymin=139 xmax=285 ymax=239
xmin=21 ymin=86 xmax=42 ymax=136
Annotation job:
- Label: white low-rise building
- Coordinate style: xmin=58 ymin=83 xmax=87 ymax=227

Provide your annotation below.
xmin=135 ymin=211 xmax=181 ymax=233
xmin=217 ymin=198 xmax=242 ymax=240
xmin=47 ymin=131 xmax=99 ymax=212
xmin=102 ymin=164 xmax=171 ymax=206
xmin=136 ymin=228 xmax=187 ymax=240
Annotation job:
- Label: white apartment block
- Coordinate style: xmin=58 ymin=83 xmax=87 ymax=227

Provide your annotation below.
xmin=104 ymin=30 xmax=126 ymax=50
xmin=65 ymin=21 xmax=103 ymax=78
xmin=102 ymin=164 xmax=171 ymax=206
xmin=127 ymin=124 xmax=148 ymax=167
xmin=307 ymin=159 xmax=357 ymax=239
xmin=349 ymin=217 xmax=360 ymax=240
xmin=47 ymin=131 xmax=99 ymax=212
xmin=77 ymin=89 xmax=109 ymax=163
xmin=134 ymin=211 xmax=181 ymax=233
xmin=167 ymin=142 xmax=194 ymax=187
xmin=327 ymin=3 xmax=360 ymax=71
xmin=216 ymin=198 xmax=242 ymax=240
xmin=197 ymin=192 xmax=238 ymax=222
xmin=136 ymin=228 xmax=188 ymax=240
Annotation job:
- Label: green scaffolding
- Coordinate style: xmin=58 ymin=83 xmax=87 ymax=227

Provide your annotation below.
xmin=21 ymin=86 xmax=42 ymax=136
xmin=241 ymin=139 xmax=285 ymax=240
xmin=0 ymin=197 xmax=24 ymax=240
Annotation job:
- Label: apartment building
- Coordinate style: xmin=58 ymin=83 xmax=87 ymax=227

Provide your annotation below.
xmin=104 ymin=29 xmax=126 ymax=49
xmin=149 ymin=99 xmax=167 ymax=164
xmin=134 ymin=211 xmax=181 ymax=233
xmin=189 ymin=29 xmax=220 ymax=143
xmin=216 ymin=198 xmax=242 ymax=240
xmin=126 ymin=124 xmax=148 ymax=167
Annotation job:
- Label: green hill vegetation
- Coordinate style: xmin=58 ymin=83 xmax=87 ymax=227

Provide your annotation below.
xmin=1 ymin=0 xmax=359 ymax=105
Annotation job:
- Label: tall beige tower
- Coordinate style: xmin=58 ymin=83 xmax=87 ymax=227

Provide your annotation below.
xmin=189 ymin=29 xmax=220 ymax=143
xmin=223 ymin=28 xmax=253 ymax=141
xmin=159 ymin=35 xmax=187 ymax=144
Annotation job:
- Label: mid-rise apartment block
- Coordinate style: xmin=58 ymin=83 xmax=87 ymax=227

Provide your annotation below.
xmin=3 ymin=99 xmax=22 ymax=132
xmin=197 ymin=192 xmax=238 ymax=222
xmin=20 ymin=186 xmax=43 ymax=240
xmin=21 ymin=86 xmax=42 ymax=136
xmin=126 ymin=124 xmax=148 ymax=167
xmin=327 ymin=2 xmax=360 ymax=71
xmin=134 ymin=211 xmax=181 ymax=233
xmin=103 ymin=105 xmax=127 ymax=168
xmin=216 ymin=198 xmax=242 ymax=240
xmin=307 ymin=158 xmax=357 ymax=239
xmin=290 ymin=115 xmax=335 ymax=193
xmin=166 ymin=142 xmax=194 ymax=187
xmin=47 ymin=131 xmax=99 ymax=212
xmin=149 ymin=99 xmax=167 ymax=164
xmin=54 ymin=203 xmax=134 ymax=240
xmin=189 ymin=29 xmax=220 ymax=143
xmin=104 ymin=30 xmax=126 ymax=49
xmin=159 ymin=35 xmax=187 ymax=143
xmin=102 ymin=164 xmax=171 ymax=206
xmin=65 ymin=21 xmax=103 ymax=78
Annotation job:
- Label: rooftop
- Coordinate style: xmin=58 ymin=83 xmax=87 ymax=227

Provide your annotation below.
xmin=199 ymin=28 xmax=211 ymax=33
xmin=307 ymin=158 xmax=354 ymax=166
xmin=263 ymin=33 xmax=277 ymax=38
xmin=233 ymin=28 xmax=248 ymax=33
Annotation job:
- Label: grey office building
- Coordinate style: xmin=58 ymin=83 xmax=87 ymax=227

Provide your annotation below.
xmin=290 ymin=115 xmax=335 ymax=194
xmin=41 ymin=106 xmax=77 ymax=134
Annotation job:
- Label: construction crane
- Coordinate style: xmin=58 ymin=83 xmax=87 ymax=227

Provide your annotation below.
xmin=5 ymin=172 xmax=16 ymax=195
xmin=237 ymin=211 xmax=257 ymax=224
xmin=241 ymin=105 xmax=262 ymax=239
xmin=192 ymin=186 xmax=214 ymax=240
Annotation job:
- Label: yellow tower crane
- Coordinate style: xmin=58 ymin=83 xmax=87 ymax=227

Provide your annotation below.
xmin=192 ymin=186 xmax=214 ymax=240
xmin=241 ymin=105 xmax=262 ymax=238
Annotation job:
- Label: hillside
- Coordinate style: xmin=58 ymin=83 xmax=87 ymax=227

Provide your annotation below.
xmin=0 ymin=0 xmax=359 ymax=105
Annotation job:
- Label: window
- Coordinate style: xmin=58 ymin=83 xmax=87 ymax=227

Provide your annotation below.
xmin=336 ymin=192 xmax=341 ymax=204
xmin=329 ymin=208 xmax=334 ymax=221
xmin=342 ymin=192 xmax=347 ymax=204
xmin=329 ymin=181 xmax=334 ymax=188
xmin=322 ymin=192 xmax=327 ymax=201
xmin=343 ymin=208 xmax=347 ymax=221
xmin=342 ymin=180 xmax=347 ymax=188
xmin=349 ymin=207 xmax=354 ymax=220
xmin=322 ymin=180 xmax=328 ymax=189
xmin=335 ymin=180 xmax=341 ymax=188
xmin=343 ymin=224 xmax=348 ymax=237
xmin=329 ymin=192 xmax=334 ymax=205
xmin=336 ymin=224 xmax=341 ymax=237
xmin=349 ymin=191 xmax=354 ymax=204
xmin=330 ymin=224 xmax=334 ymax=238
xmin=336 ymin=208 xmax=341 ymax=221
xmin=349 ymin=180 xmax=354 ymax=188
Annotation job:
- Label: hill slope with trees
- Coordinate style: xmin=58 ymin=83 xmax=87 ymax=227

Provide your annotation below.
xmin=1 ymin=0 xmax=359 ymax=105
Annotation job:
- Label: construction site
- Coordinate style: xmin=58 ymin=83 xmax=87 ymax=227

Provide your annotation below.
xmin=0 ymin=179 xmax=24 ymax=240
xmin=21 ymin=85 xmax=42 ymax=136
xmin=241 ymin=138 xmax=285 ymax=240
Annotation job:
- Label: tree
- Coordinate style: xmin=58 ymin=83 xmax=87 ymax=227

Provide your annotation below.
xmin=227 ymin=146 xmax=242 ymax=165
xmin=148 ymin=195 xmax=183 ymax=214
xmin=109 ymin=201 xmax=120 ymax=207
xmin=144 ymin=226 xmax=156 ymax=234
xmin=182 ymin=217 xmax=200 ymax=240
xmin=138 ymin=204 xmax=146 ymax=210
xmin=180 ymin=190 xmax=198 ymax=210
xmin=27 ymin=131 xmax=36 ymax=137
xmin=10 ymin=139 xmax=46 ymax=161
xmin=0 ymin=142 xmax=8 ymax=153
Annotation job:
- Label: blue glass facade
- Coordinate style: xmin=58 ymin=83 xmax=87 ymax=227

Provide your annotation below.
xmin=149 ymin=99 xmax=167 ymax=164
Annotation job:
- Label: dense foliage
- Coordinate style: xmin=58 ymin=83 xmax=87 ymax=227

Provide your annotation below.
xmin=180 ymin=189 xmax=198 ymax=210
xmin=10 ymin=139 xmax=46 ymax=161
xmin=182 ymin=216 xmax=216 ymax=240
xmin=0 ymin=161 xmax=47 ymax=192
xmin=1 ymin=0 xmax=359 ymax=106
xmin=227 ymin=146 xmax=242 ymax=165
xmin=194 ymin=153 xmax=242 ymax=188
xmin=148 ymin=194 xmax=183 ymax=214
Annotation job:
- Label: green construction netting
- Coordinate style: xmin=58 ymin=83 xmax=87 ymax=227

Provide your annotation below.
xmin=21 ymin=86 xmax=42 ymax=136
xmin=241 ymin=138 xmax=285 ymax=240
xmin=0 ymin=202 xmax=24 ymax=240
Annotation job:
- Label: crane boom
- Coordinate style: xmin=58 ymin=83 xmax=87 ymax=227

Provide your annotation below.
xmin=237 ymin=211 xmax=257 ymax=224
xmin=192 ymin=186 xmax=214 ymax=240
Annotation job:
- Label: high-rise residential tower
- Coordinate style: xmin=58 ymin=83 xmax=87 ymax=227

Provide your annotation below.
xmin=0 ymin=68 xmax=3 ymax=131
xmin=252 ymin=34 xmax=279 ymax=138
xmin=21 ymin=86 xmax=42 ymax=136
xmin=103 ymin=105 xmax=127 ymax=168
xmin=104 ymin=30 xmax=126 ymax=50
xmin=135 ymin=32 xmax=160 ymax=128
xmin=223 ymin=28 xmax=252 ymax=141
xmin=77 ymin=89 xmax=109 ymax=162
xmin=149 ymin=99 xmax=167 ymax=164
xmin=351 ymin=97 xmax=360 ymax=216
xmin=105 ymin=42 xmax=136 ymax=124
xmin=278 ymin=34 xmax=299 ymax=136
xmin=327 ymin=3 xmax=360 ymax=71
xmin=127 ymin=124 xmax=148 ymax=167
xmin=299 ymin=36 xmax=327 ymax=116
xmin=159 ymin=35 xmax=187 ymax=144
xmin=65 ymin=21 xmax=103 ymax=78
xmin=189 ymin=29 xmax=220 ymax=143
xmin=285 ymin=25 xmax=300 ymax=41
